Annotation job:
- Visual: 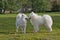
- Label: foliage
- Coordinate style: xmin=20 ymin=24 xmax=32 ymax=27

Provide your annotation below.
xmin=0 ymin=0 xmax=2 ymax=13
xmin=0 ymin=0 xmax=60 ymax=13
xmin=31 ymin=0 xmax=51 ymax=12
xmin=51 ymin=1 xmax=60 ymax=11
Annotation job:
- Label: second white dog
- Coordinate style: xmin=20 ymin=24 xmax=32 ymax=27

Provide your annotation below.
xmin=29 ymin=12 xmax=53 ymax=32
xmin=16 ymin=13 xmax=28 ymax=33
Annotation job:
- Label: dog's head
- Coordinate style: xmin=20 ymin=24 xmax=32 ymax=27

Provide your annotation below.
xmin=29 ymin=12 xmax=37 ymax=19
xmin=22 ymin=14 xmax=28 ymax=20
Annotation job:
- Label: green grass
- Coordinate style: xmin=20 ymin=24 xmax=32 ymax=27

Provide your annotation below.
xmin=0 ymin=12 xmax=60 ymax=40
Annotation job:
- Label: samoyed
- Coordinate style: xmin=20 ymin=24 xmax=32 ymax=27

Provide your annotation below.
xmin=16 ymin=13 xmax=28 ymax=33
xmin=29 ymin=12 xmax=53 ymax=32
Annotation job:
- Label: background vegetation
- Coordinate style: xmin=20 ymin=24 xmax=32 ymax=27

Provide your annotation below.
xmin=0 ymin=0 xmax=60 ymax=13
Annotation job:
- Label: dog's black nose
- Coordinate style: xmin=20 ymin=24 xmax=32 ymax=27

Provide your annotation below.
xmin=25 ymin=18 xmax=28 ymax=20
xmin=29 ymin=18 xmax=31 ymax=19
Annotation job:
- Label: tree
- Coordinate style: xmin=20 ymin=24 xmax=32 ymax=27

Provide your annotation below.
xmin=51 ymin=0 xmax=60 ymax=11
xmin=30 ymin=0 xmax=52 ymax=12
xmin=0 ymin=0 xmax=2 ymax=13
xmin=1 ymin=0 xmax=22 ymax=13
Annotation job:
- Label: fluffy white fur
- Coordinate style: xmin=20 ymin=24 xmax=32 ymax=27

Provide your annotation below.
xmin=16 ymin=13 xmax=28 ymax=33
xmin=29 ymin=12 xmax=53 ymax=32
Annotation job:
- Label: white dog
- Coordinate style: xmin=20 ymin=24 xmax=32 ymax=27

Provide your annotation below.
xmin=16 ymin=13 xmax=28 ymax=33
xmin=29 ymin=12 xmax=53 ymax=32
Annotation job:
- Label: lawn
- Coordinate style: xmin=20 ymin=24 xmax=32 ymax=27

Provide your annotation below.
xmin=0 ymin=12 xmax=60 ymax=40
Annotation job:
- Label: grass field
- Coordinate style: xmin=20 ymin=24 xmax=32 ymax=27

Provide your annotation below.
xmin=0 ymin=12 xmax=60 ymax=40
